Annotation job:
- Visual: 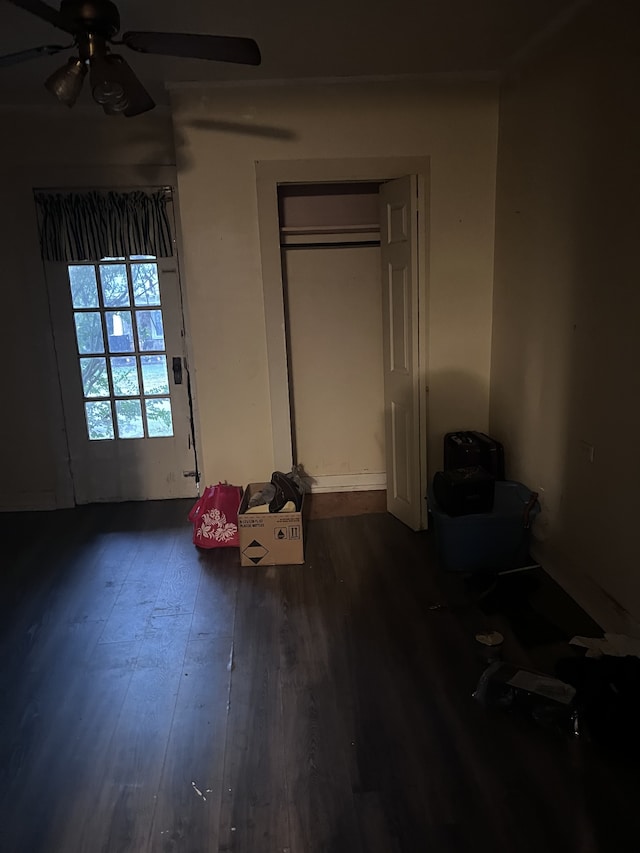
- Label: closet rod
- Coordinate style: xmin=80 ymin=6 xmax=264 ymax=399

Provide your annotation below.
xmin=280 ymin=240 xmax=380 ymax=250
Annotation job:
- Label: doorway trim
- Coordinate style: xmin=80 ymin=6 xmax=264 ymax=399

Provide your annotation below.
xmin=256 ymin=156 xmax=430 ymax=510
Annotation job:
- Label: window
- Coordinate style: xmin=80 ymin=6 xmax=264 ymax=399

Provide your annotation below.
xmin=68 ymin=255 xmax=174 ymax=440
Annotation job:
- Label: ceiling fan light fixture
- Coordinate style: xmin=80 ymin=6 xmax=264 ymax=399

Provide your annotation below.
xmin=90 ymin=54 xmax=134 ymax=115
xmin=101 ymin=91 xmax=129 ymax=114
xmin=44 ymin=56 xmax=87 ymax=107
xmin=89 ymin=53 xmax=127 ymax=110
xmin=92 ymin=79 xmax=124 ymax=104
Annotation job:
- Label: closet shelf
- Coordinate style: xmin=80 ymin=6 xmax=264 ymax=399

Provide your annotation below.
xmin=280 ymin=224 xmax=380 ymax=235
xmin=280 ymin=223 xmax=380 ymax=248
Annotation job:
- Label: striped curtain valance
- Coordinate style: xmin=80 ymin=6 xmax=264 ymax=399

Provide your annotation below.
xmin=34 ymin=189 xmax=173 ymax=262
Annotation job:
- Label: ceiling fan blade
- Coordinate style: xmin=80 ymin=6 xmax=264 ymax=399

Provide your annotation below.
xmin=0 ymin=44 xmax=68 ymax=67
xmin=6 ymin=0 xmax=76 ymax=34
xmin=122 ymin=32 xmax=261 ymax=66
xmin=92 ymin=54 xmax=155 ymax=117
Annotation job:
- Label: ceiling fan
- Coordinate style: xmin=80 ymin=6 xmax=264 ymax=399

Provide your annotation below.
xmin=1 ymin=0 xmax=262 ymax=117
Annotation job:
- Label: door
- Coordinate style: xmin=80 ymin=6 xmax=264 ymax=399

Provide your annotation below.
xmin=380 ymin=175 xmax=423 ymax=530
xmin=46 ymin=246 xmax=197 ymax=503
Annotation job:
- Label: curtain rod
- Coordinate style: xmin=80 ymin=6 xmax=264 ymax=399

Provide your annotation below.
xmin=33 ymin=185 xmax=174 ymax=195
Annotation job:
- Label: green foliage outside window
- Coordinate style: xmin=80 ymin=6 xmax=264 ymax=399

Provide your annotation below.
xmin=69 ymin=260 xmax=173 ymax=439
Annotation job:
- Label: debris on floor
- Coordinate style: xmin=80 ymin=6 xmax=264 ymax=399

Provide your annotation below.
xmin=191 ymin=780 xmax=212 ymax=801
xmin=473 ymin=661 xmax=577 ymax=733
xmin=475 ymin=630 xmax=504 ymax=663
xmin=570 ymin=632 xmax=640 ymax=659
xmin=475 ymin=631 xmax=504 ymax=647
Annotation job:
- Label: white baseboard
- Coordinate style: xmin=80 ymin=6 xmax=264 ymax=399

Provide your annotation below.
xmin=303 ymin=472 xmax=386 ymax=494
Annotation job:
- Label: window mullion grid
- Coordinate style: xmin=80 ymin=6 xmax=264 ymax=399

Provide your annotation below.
xmin=93 ymin=262 xmax=117 ymax=435
xmin=127 ymin=258 xmax=148 ymax=438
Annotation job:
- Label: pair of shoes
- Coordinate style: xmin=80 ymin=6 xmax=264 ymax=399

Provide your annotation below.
xmin=269 ymin=471 xmax=303 ymax=512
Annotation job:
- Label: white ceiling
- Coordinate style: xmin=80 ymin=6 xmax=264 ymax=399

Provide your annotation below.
xmin=0 ymin=0 xmax=585 ymax=107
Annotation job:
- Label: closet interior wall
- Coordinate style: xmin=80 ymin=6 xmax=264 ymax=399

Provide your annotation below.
xmin=279 ymin=182 xmax=387 ymax=493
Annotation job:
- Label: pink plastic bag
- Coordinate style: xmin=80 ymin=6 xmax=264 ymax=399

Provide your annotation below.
xmin=188 ymin=483 xmax=243 ymax=548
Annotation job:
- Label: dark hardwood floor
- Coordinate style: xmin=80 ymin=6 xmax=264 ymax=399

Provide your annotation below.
xmin=1 ymin=500 xmax=639 ymax=852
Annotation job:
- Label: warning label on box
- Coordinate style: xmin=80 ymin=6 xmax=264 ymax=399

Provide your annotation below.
xmin=242 ymin=539 xmax=269 ymax=565
xmin=274 ymin=525 xmax=301 ymax=541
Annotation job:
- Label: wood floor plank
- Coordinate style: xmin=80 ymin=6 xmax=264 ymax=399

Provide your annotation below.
xmin=64 ymin=655 xmax=185 ymax=852
xmin=189 ymin=547 xmax=240 ymax=640
xmin=353 ymin=791 xmax=402 ymax=853
xmin=98 ymin=577 xmax=160 ymax=644
xmin=282 ymin=680 xmax=363 ymax=853
xmin=152 ymin=530 xmax=202 ymax=619
xmin=2 ymin=637 xmax=138 ymax=853
xmin=148 ymin=636 xmax=232 ymax=853
xmin=217 ymin=567 xmax=289 ymax=853
xmin=277 ymin=523 xmax=365 ymax=851
xmin=306 ymin=489 xmax=387 ymax=519
xmin=3 ymin=503 xmax=640 ymax=853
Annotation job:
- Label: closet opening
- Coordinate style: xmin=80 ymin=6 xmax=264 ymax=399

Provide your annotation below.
xmin=278 ymin=180 xmax=387 ymax=496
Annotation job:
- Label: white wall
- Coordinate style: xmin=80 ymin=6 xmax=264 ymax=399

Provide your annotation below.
xmin=284 ymin=245 xmax=385 ymax=486
xmin=171 ymin=79 xmax=499 ymax=487
xmin=0 ymin=81 xmax=499 ymax=508
xmin=490 ymin=0 xmax=640 ymax=619
xmin=0 ymin=108 xmax=177 ymax=509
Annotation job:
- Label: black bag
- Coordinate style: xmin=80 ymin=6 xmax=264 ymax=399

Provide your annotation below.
xmin=432 ymin=466 xmax=495 ymax=516
xmin=444 ymin=431 xmax=505 ymax=479
xmin=556 ymin=656 xmax=640 ymax=756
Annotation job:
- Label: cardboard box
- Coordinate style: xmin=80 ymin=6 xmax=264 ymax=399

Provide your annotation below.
xmin=238 ymin=482 xmax=304 ymax=566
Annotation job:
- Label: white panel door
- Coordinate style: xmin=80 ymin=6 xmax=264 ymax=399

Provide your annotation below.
xmin=47 ymin=248 xmax=197 ymax=503
xmin=379 ymin=175 xmax=423 ymax=530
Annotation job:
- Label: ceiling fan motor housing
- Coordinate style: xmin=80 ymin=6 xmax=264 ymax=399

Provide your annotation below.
xmin=60 ymin=0 xmax=120 ymax=38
